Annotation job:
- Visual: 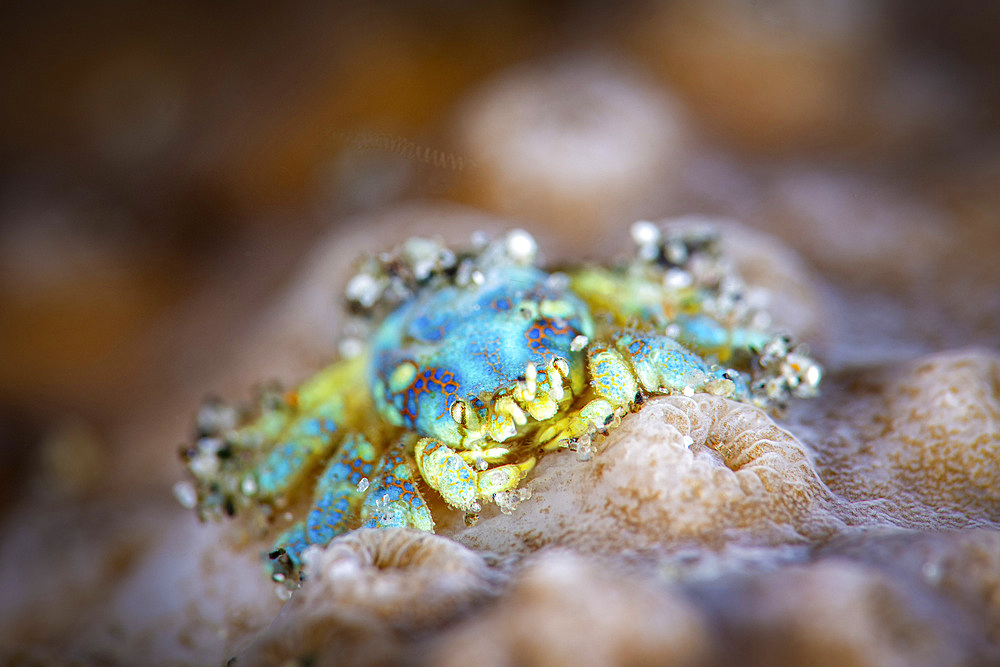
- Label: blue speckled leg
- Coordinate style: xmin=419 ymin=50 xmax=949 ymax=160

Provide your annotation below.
xmin=540 ymin=330 xmax=744 ymax=450
xmin=268 ymin=433 xmax=379 ymax=584
xmin=673 ymin=314 xmax=770 ymax=364
xmin=197 ymin=357 xmax=368 ymax=524
xmin=253 ymin=405 xmax=343 ymax=501
xmin=612 ymin=331 xmax=717 ymax=394
xmin=269 ymin=523 xmax=308 ymax=582
xmin=270 ymin=435 xmax=434 ymax=585
xmin=614 ymin=331 xmax=751 ymax=401
xmin=540 ymin=331 xmax=736 ymax=449
xmin=359 ymin=438 xmax=434 ymax=532
xmin=710 ymin=366 xmax=751 ymax=402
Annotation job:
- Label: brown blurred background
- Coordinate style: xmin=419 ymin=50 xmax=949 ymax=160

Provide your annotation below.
xmin=1 ymin=0 xmax=999 ymax=518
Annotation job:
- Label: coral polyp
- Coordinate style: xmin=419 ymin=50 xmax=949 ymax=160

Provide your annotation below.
xmin=181 ymin=221 xmax=821 ymax=586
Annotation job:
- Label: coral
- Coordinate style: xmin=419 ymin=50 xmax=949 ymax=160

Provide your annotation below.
xmin=819 ymin=528 xmax=1000 ymax=646
xmin=805 ymin=348 xmax=1000 ymax=528
xmin=879 ymin=351 xmax=1000 ymax=512
xmin=240 ymin=529 xmax=499 ymax=664
xmin=7 ymin=207 xmax=998 ymax=665
xmin=427 ymin=550 xmax=710 ymax=667
xmin=699 ymin=558 xmax=997 ymax=666
xmin=455 ymin=58 xmax=686 ymax=240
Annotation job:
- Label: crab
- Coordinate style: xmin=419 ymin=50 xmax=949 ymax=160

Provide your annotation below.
xmin=180 ymin=221 xmax=822 ymax=587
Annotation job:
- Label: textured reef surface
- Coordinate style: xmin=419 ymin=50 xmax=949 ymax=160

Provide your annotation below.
xmin=224 ymin=220 xmax=1000 ymax=667
xmin=169 ymin=215 xmax=1000 ymax=666
xmin=162 ymin=211 xmax=1000 ymax=665
xmin=179 ymin=223 xmax=822 ymax=587
xmin=187 ymin=214 xmax=999 ymax=667
xmin=3 ymin=206 xmax=999 ymax=666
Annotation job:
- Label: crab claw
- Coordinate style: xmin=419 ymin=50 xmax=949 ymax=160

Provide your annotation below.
xmin=415 ymin=437 xmax=535 ymax=512
xmin=534 ymin=397 xmax=620 ymax=451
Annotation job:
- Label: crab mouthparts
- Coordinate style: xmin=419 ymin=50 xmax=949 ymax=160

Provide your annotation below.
xmin=449 ymin=356 xmax=573 ymax=444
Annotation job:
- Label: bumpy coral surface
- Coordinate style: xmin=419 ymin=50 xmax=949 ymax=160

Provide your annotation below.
xmin=799 ymin=348 xmax=1000 ymax=529
xmin=428 ymin=550 xmax=711 ymax=667
xmin=241 ymin=529 xmax=501 ymax=664
xmin=455 ymin=58 xmax=687 ymax=238
xmin=453 ymin=393 xmax=841 ymax=555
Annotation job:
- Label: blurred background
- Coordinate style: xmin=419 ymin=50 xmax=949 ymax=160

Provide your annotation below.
xmin=1 ymin=0 xmax=999 ymax=579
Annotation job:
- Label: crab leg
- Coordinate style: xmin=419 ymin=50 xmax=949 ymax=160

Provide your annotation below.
xmin=184 ymin=355 xmax=373 ymax=522
xmin=268 ymin=433 xmax=380 ymax=584
xmin=269 ymin=434 xmax=433 ymax=586
xmin=358 ymin=437 xmax=435 ymax=532
xmin=537 ymin=332 xmax=739 ymax=450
